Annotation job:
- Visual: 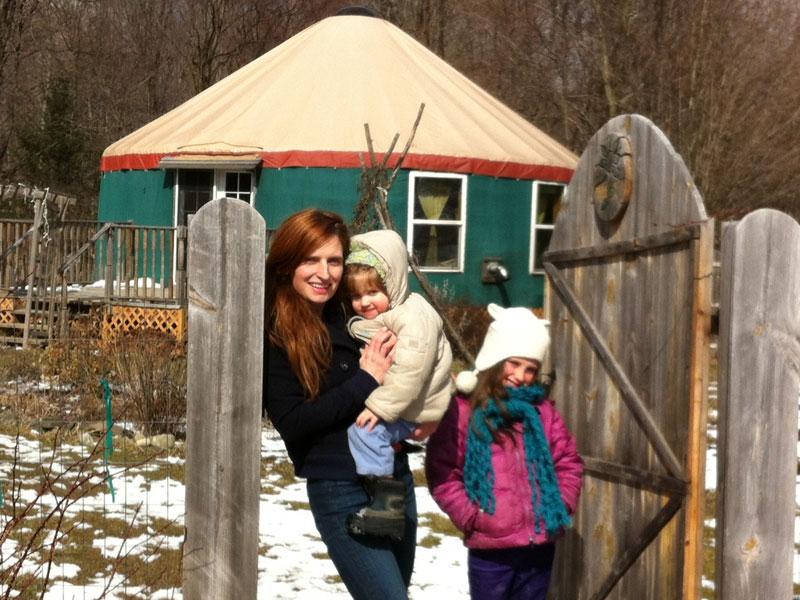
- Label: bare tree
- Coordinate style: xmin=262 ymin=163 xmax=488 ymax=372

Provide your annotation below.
xmin=2 ymin=0 xmax=799 ymax=222
xmin=0 ymin=0 xmax=40 ymax=171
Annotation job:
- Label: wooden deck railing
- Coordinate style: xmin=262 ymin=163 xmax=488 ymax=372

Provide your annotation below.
xmin=0 ymin=213 xmax=266 ymax=344
xmin=0 ymin=219 xmax=103 ymax=290
xmin=57 ymin=223 xmax=188 ymax=305
xmin=0 ymin=220 xmax=188 ymax=302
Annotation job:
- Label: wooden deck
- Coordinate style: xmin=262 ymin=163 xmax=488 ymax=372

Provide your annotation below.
xmin=0 ymin=203 xmax=188 ymax=345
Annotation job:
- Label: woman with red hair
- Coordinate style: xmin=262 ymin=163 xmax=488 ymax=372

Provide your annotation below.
xmin=263 ymin=208 xmax=416 ymax=599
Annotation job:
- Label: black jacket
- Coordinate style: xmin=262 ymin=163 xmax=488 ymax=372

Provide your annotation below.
xmin=263 ymin=305 xmax=379 ymax=480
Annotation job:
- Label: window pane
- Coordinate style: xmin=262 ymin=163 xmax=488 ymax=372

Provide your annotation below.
xmin=533 ymin=228 xmax=553 ymax=270
xmin=182 ymin=169 xmax=213 ymax=188
xmin=223 ymin=172 xmax=252 ymax=202
xmin=179 ymin=170 xmax=213 ymax=225
xmin=239 ymin=172 xmax=251 ymax=190
xmin=413 ymin=224 xmax=460 ymax=268
xmin=225 ymin=172 xmax=238 ymax=191
xmin=414 ymin=177 xmax=462 ymax=221
xmin=536 ymin=184 xmax=564 ymax=225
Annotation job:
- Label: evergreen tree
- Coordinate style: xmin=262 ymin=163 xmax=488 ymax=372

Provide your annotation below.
xmin=18 ymin=76 xmax=86 ymax=188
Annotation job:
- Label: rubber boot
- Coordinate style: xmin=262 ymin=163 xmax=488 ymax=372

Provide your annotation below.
xmin=347 ymin=476 xmax=406 ymax=541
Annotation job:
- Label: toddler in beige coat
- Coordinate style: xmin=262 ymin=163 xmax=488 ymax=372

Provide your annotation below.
xmin=345 ymin=229 xmax=453 ymax=540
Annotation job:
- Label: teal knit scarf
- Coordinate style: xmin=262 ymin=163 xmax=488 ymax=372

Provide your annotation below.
xmin=464 ymin=384 xmax=572 ymax=537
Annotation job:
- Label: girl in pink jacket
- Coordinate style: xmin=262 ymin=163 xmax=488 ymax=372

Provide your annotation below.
xmin=425 ymin=304 xmax=583 ymax=599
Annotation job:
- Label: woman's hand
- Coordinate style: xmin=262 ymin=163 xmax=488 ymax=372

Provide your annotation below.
xmin=359 ymin=327 xmax=396 ymax=384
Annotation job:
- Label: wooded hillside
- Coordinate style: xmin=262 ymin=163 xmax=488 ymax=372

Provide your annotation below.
xmin=1 ymin=0 xmax=798 ymax=220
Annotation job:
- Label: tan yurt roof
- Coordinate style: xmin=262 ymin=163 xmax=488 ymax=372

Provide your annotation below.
xmin=101 ymin=14 xmax=577 ymax=181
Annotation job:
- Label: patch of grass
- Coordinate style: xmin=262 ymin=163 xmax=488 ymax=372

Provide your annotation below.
xmin=285 ymin=500 xmax=310 ymax=511
xmin=312 ymin=551 xmax=329 ymax=560
xmin=261 ymin=483 xmax=282 ymax=495
xmin=4 ymin=571 xmax=47 ymax=597
xmin=4 ymin=514 xmax=50 ymax=548
xmin=137 ymin=461 xmax=185 ymax=486
xmin=115 ymin=546 xmax=182 ymax=590
xmin=324 ymin=574 xmax=343 ymax=585
xmin=419 ymin=511 xmax=461 ymax=537
xmin=418 ymin=533 xmax=441 ymax=548
xmin=262 ymin=455 xmax=297 ymax=487
xmin=78 ymin=511 xmax=149 ymax=540
xmin=149 ymin=516 xmax=183 ymax=538
xmin=412 ymin=468 xmax=426 ymax=487
xmin=55 ymin=543 xmax=106 ymax=585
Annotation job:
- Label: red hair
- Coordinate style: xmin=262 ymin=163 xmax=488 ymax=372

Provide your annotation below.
xmin=265 ymin=209 xmax=350 ymax=399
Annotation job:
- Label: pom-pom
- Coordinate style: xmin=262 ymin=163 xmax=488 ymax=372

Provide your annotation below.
xmin=455 ymin=370 xmax=478 ymax=394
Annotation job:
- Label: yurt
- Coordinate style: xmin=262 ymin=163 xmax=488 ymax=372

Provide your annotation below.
xmin=99 ymin=12 xmax=577 ymax=307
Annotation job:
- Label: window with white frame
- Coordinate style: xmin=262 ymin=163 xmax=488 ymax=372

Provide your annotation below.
xmin=529 ymin=182 xmax=565 ymax=273
xmin=218 ymin=171 xmax=252 ymax=203
xmin=175 ymin=169 xmax=255 ymax=226
xmin=407 ymin=172 xmax=466 ymax=271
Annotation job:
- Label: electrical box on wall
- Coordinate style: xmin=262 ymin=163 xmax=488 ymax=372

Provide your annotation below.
xmin=481 ymin=257 xmax=510 ymax=283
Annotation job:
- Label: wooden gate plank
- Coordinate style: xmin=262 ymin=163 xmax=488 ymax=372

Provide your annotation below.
xmin=590 ymin=494 xmax=684 ymax=600
xmin=682 ymin=220 xmax=713 ymax=600
xmin=545 ymin=262 xmax=684 ymax=479
xmin=583 ymin=456 xmax=687 ymax=496
xmin=547 ymin=114 xmax=710 ymax=599
xmin=184 ymin=198 xmax=265 ymax=600
xmin=716 ymin=209 xmax=798 ymax=599
xmin=545 ymin=225 xmax=700 ymax=265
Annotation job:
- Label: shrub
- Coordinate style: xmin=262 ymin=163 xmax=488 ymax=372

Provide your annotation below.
xmin=41 ymin=313 xmax=112 ymax=420
xmin=109 ymin=331 xmax=186 ymax=436
xmin=42 ymin=315 xmax=187 ymax=433
xmin=440 ymin=301 xmax=492 ymax=364
xmin=42 ymin=314 xmax=111 ymax=398
xmin=0 ymin=347 xmax=43 ymax=384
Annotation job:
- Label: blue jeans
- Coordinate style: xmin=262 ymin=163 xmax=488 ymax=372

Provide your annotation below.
xmin=468 ymin=544 xmax=555 ymax=600
xmin=306 ymin=454 xmax=417 ymax=600
xmin=348 ymin=418 xmax=417 ymax=476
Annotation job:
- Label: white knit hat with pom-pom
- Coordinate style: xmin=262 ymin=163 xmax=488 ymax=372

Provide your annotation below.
xmin=455 ymin=303 xmax=550 ymax=394
xmin=455 ymin=369 xmax=479 ymax=394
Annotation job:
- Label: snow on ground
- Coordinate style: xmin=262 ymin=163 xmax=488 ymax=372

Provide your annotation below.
xmin=256 ymin=429 xmax=470 ymax=599
xmin=2 ymin=393 xmax=799 ymax=598
xmin=0 ymin=427 xmax=469 ymax=599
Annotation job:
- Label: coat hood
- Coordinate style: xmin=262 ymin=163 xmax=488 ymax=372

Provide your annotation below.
xmin=348 ymin=230 xmax=410 ymax=308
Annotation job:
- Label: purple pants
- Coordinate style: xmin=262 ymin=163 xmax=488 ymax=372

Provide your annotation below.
xmin=467 ymin=544 xmax=555 ymax=600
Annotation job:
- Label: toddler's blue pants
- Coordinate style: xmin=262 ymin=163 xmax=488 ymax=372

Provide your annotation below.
xmin=347 ymin=418 xmax=417 ymax=476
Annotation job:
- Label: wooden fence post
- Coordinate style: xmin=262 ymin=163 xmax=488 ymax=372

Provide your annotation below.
xmin=176 ymin=225 xmax=188 ymax=304
xmin=22 ymin=194 xmax=45 ymax=348
xmin=184 ymin=198 xmax=266 ymax=600
xmin=104 ymin=226 xmax=115 ymax=306
xmin=716 ymin=209 xmax=798 ymax=599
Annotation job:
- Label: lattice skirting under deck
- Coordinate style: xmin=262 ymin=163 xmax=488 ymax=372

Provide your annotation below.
xmin=102 ymin=306 xmax=186 ymax=342
xmin=0 ymin=297 xmax=23 ymax=325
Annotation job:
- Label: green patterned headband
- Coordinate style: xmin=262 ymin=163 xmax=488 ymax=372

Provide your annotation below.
xmin=346 ymin=244 xmax=387 ymax=280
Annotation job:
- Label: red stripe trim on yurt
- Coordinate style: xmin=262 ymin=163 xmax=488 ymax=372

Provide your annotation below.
xmin=101 ymin=151 xmax=574 ymax=182
xmin=101 ymin=154 xmax=165 ymax=172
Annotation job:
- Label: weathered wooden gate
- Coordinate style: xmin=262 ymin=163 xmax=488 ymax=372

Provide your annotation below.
xmin=545 ymin=114 xmax=713 ymax=599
